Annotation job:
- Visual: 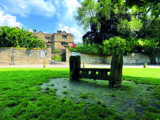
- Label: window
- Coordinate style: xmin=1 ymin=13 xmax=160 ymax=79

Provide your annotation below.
xmin=62 ymin=35 xmax=67 ymax=39
xmin=61 ymin=42 xmax=68 ymax=46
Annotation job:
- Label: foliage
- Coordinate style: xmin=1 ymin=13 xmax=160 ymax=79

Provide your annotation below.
xmin=71 ymin=43 xmax=77 ymax=48
xmin=76 ymin=0 xmax=127 ymax=30
xmin=51 ymin=46 xmax=55 ymax=53
xmin=131 ymin=38 xmax=159 ymax=56
xmin=77 ymin=0 xmax=160 ymax=48
xmin=125 ymin=0 xmax=160 ymax=18
xmin=70 ymin=37 xmax=132 ymax=56
xmin=0 ymin=26 xmax=46 ymax=49
xmin=52 ymin=49 xmax=61 ymax=54
xmin=52 ymin=54 xmax=61 ymax=61
xmin=75 ymin=0 xmax=101 ymax=30
xmin=103 ymin=37 xmax=131 ymax=55
xmin=69 ymin=43 xmax=103 ymax=55
xmin=70 ymin=37 xmax=159 ymax=56
xmin=125 ymin=0 xmax=160 ymax=38
xmin=144 ymin=18 xmax=160 ymax=40
xmin=76 ymin=0 xmax=148 ymax=46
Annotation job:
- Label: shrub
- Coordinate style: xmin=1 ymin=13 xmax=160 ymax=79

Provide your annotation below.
xmin=0 ymin=26 xmax=46 ymax=48
xmin=131 ymin=38 xmax=159 ymax=56
xmin=103 ymin=37 xmax=131 ymax=55
xmin=69 ymin=37 xmax=159 ymax=56
xmin=52 ymin=49 xmax=61 ymax=54
xmin=71 ymin=43 xmax=77 ymax=48
xmin=52 ymin=55 xmax=61 ymax=61
xmin=69 ymin=43 xmax=103 ymax=55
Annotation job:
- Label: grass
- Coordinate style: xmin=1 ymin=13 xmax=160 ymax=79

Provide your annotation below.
xmin=62 ymin=91 xmax=68 ymax=94
xmin=0 ymin=68 xmax=160 ymax=120
xmin=50 ymin=83 xmax=55 ymax=86
xmin=122 ymin=68 xmax=160 ymax=85
xmin=79 ymin=93 xmax=88 ymax=99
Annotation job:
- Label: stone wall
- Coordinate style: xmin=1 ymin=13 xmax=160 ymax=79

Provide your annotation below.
xmin=66 ymin=48 xmax=72 ymax=63
xmin=53 ymin=31 xmax=74 ymax=50
xmin=80 ymin=53 xmax=151 ymax=64
xmin=33 ymin=31 xmax=74 ymax=50
xmin=80 ymin=53 xmax=104 ymax=64
xmin=0 ymin=48 xmax=51 ymax=65
xmin=53 ymin=42 xmax=73 ymax=50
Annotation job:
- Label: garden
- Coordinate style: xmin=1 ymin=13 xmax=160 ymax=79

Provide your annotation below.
xmin=0 ymin=68 xmax=160 ymax=120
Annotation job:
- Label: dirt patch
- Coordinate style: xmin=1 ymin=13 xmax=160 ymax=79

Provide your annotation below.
xmin=41 ymin=78 xmax=158 ymax=117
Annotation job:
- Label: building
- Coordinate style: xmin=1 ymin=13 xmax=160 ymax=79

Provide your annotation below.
xmin=33 ymin=30 xmax=74 ymax=50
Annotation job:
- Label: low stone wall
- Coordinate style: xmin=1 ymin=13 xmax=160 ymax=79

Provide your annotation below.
xmin=80 ymin=53 xmax=151 ymax=64
xmin=0 ymin=48 xmax=51 ymax=65
xmin=80 ymin=53 xmax=104 ymax=64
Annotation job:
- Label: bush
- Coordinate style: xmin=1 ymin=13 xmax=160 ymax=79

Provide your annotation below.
xmin=132 ymin=38 xmax=159 ymax=56
xmin=103 ymin=37 xmax=131 ymax=55
xmin=52 ymin=49 xmax=61 ymax=54
xmin=69 ymin=43 xmax=103 ymax=55
xmin=69 ymin=37 xmax=159 ymax=57
xmin=0 ymin=26 xmax=45 ymax=48
xmin=52 ymin=55 xmax=61 ymax=61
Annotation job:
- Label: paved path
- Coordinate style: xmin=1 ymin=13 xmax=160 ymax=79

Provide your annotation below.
xmin=0 ymin=64 xmax=160 ymax=68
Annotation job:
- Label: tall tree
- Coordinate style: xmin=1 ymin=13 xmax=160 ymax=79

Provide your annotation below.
xmin=76 ymin=0 xmax=132 ymax=45
xmin=125 ymin=0 xmax=160 ymax=38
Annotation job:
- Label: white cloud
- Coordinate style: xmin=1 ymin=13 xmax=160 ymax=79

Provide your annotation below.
xmin=75 ymin=38 xmax=83 ymax=43
xmin=59 ymin=24 xmax=82 ymax=37
xmin=0 ymin=0 xmax=55 ymax=17
xmin=62 ymin=0 xmax=80 ymax=16
xmin=59 ymin=24 xmax=83 ymax=43
xmin=0 ymin=10 xmax=22 ymax=27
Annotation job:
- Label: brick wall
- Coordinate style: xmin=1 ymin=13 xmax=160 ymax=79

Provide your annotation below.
xmin=0 ymin=48 xmax=51 ymax=65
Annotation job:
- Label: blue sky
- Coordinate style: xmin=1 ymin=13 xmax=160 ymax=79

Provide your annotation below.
xmin=0 ymin=0 xmax=86 ymax=43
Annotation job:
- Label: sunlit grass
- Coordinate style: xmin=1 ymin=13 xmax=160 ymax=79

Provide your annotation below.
xmin=0 ymin=68 xmax=159 ymax=120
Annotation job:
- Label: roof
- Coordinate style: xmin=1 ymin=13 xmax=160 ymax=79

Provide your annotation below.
xmin=44 ymin=34 xmax=52 ymax=37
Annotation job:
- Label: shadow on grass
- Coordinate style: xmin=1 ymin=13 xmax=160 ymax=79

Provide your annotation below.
xmin=123 ymin=75 xmax=160 ymax=85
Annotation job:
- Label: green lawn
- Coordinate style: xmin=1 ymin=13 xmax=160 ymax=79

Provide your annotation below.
xmin=123 ymin=68 xmax=160 ymax=85
xmin=0 ymin=68 xmax=159 ymax=120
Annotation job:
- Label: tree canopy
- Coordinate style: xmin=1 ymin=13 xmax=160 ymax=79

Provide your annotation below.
xmin=72 ymin=0 xmax=160 ymax=56
xmin=0 ymin=26 xmax=46 ymax=49
xmin=76 ymin=0 xmax=134 ymax=44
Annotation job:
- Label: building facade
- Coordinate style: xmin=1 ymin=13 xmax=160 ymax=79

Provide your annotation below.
xmin=33 ymin=30 xmax=74 ymax=50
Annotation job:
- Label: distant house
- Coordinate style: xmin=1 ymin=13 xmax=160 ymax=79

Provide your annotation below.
xmin=33 ymin=30 xmax=74 ymax=50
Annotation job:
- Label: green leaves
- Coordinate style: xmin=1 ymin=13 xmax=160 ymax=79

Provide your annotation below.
xmin=76 ymin=0 xmax=99 ymax=29
xmin=103 ymin=36 xmax=130 ymax=55
xmin=69 ymin=43 xmax=103 ymax=55
xmin=70 ymin=36 xmax=159 ymax=57
xmin=0 ymin=26 xmax=45 ymax=49
xmin=135 ymin=38 xmax=159 ymax=56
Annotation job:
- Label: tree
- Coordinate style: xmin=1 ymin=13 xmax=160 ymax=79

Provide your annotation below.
xmin=0 ymin=26 xmax=46 ymax=48
xmin=145 ymin=17 xmax=160 ymax=39
xmin=125 ymin=0 xmax=160 ymax=38
xmin=77 ymin=0 xmax=160 ymax=43
xmin=76 ymin=0 xmax=133 ymax=45
xmin=75 ymin=0 xmax=101 ymax=30
xmin=75 ymin=0 xmax=160 ymax=57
